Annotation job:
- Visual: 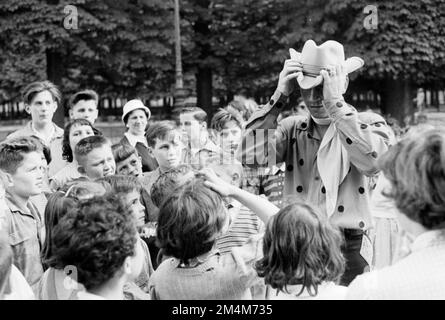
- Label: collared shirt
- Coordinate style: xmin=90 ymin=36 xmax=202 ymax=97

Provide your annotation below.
xmin=346 ymin=229 xmax=445 ymax=299
xmin=183 ymin=136 xmax=220 ymax=169
xmin=238 ymin=90 xmax=392 ymax=230
xmin=4 ymin=193 xmax=44 ymax=287
xmin=124 ymin=132 xmax=148 ymax=148
xmin=7 ymin=121 xmax=65 ymax=177
xmin=140 ymin=168 xmax=161 ymax=195
xmin=149 ymin=233 xmax=264 ymax=300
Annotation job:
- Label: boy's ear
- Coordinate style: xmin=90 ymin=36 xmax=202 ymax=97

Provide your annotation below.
xmin=68 ymin=109 xmax=74 ymax=119
xmin=24 ymin=105 xmax=31 ymax=115
xmin=147 ymin=147 xmax=154 ymax=156
xmin=201 ymin=121 xmax=207 ymax=130
xmin=2 ymin=172 xmax=14 ymax=188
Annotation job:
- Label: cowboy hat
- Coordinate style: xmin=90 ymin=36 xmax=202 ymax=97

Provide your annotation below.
xmin=122 ymin=99 xmax=151 ymax=123
xmin=290 ymin=40 xmax=364 ymax=90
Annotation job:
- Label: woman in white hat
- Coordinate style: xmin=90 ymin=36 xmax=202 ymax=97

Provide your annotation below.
xmin=120 ymin=99 xmax=158 ymax=172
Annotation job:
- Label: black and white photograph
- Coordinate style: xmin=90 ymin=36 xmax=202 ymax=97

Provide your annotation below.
xmin=0 ymin=0 xmax=444 ymax=306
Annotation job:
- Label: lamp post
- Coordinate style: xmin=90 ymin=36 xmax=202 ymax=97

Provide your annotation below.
xmin=173 ymin=0 xmax=188 ymax=108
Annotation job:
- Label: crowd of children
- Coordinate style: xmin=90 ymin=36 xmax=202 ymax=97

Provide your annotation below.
xmin=1 ymin=58 xmax=444 ymax=300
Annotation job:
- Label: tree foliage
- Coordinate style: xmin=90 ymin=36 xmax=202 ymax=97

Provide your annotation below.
xmin=0 ymin=0 xmax=444 ymax=120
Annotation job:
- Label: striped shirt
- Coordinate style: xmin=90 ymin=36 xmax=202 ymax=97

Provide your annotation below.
xmin=217 ymin=203 xmax=264 ymax=255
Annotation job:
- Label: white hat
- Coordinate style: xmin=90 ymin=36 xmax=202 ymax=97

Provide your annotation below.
xmin=290 ymin=40 xmax=364 ymax=90
xmin=122 ymin=99 xmax=151 ymax=122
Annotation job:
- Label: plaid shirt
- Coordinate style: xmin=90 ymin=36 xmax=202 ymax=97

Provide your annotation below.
xmin=242 ymin=164 xmax=285 ymax=207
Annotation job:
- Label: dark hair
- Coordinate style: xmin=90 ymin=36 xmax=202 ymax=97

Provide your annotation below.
xmin=156 ymin=179 xmax=227 ymax=263
xmin=22 ymin=80 xmax=61 ymax=106
xmin=68 ymin=90 xmax=99 ymax=110
xmin=255 ymin=203 xmax=345 ymax=297
xmin=210 ymin=108 xmax=243 ymax=133
xmin=112 ymin=143 xmax=138 ymax=164
xmin=227 ymin=100 xmax=247 ymax=121
xmin=74 ymin=135 xmax=109 ymax=162
xmin=62 ymin=119 xmax=97 ymax=162
xmin=97 ymin=175 xmax=142 ymax=194
xmin=0 ymin=136 xmax=42 ymax=174
xmin=41 ymin=192 xmax=79 ymax=269
xmin=145 ymin=121 xmax=179 ymax=148
xmin=150 ymin=165 xmax=194 ymax=208
xmin=379 ymin=128 xmax=445 ymax=229
xmin=50 ymin=195 xmax=138 ymax=291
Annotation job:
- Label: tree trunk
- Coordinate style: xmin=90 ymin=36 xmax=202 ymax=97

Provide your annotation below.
xmin=380 ymin=77 xmax=413 ymax=126
xmin=194 ymin=0 xmax=212 ymax=120
xmin=196 ymin=67 xmax=213 ymax=119
xmin=46 ymin=49 xmax=64 ymax=128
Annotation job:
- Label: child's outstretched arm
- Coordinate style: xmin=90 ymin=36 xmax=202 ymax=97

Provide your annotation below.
xmin=199 ymin=168 xmax=279 ymax=223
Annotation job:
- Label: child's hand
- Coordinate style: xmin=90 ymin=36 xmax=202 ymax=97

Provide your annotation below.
xmin=198 ymin=168 xmax=235 ymax=197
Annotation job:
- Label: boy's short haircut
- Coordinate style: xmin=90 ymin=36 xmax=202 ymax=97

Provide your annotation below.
xmin=62 ymin=119 xmax=98 ymax=162
xmin=156 ymin=179 xmax=226 ymax=263
xmin=50 ymin=195 xmax=138 ymax=291
xmin=22 ymin=80 xmax=61 ymax=106
xmin=97 ymin=174 xmax=142 ymax=194
xmin=145 ymin=121 xmax=178 ymax=148
xmin=111 ymin=143 xmax=139 ymax=164
xmin=68 ymin=90 xmax=99 ymax=110
xmin=74 ymin=135 xmax=110 ymax=163
xmin=0 ymin=136 xmax=42 ymax=174
xmin=150 ymin=165 xmax=194 ymax=208
xmin=210 ymin=108 xmax=243 ymax=133
xmin=177 ymin=106 xmax=207 ymax=123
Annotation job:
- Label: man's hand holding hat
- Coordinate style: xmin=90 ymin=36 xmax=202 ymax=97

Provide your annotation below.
xmin=320 ymin=64 xmax=348 ymax=103
xmin=276 ymin=58 xmax=303 ymax=96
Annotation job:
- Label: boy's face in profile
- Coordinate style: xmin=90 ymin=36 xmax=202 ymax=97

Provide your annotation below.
xmin=124 ymin=189 xmax=145 ymax=227
xmin=26 ymin=90 xmax=58 ymax=127
xmin=70 ymin=99 xmax=98 ymax=124
xmin=116 ymin=153 xmax=143 ymax=177
xmin=149 ymin=131 xmax=183 ymax=171
xmin=9 ymin=151 xmax=45 ymax=198
xmin=79 ymin=144 xmax=116 ymax=180
xmin=217 ymin=120 xmax=242 ymax=155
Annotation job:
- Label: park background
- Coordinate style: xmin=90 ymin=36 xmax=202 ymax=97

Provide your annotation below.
xmin=0 ymin=0 xmax=444 ymax=141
